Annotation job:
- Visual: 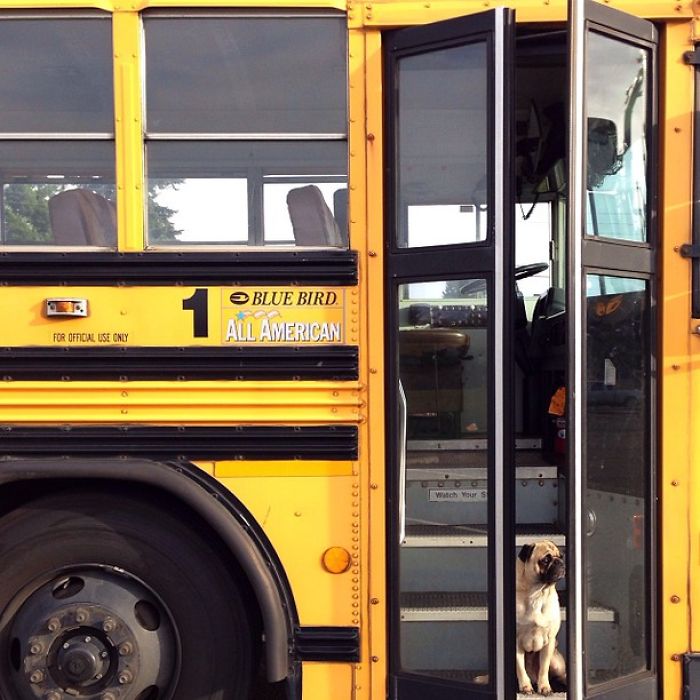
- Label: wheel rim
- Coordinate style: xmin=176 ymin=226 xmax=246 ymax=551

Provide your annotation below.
xmin=4 ymin=566 xmax=180 ymax=700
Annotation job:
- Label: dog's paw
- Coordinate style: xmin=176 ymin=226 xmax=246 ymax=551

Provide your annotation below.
xmin=538 ymin=684 xmax=553 ymax=696
xmin=519 ymin=684 xmax=534 ymax=694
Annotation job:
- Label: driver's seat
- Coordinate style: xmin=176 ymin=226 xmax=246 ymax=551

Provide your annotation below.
xmin=514 ymin=286 xmax=532 ymax=374
xmin=529 ymin=287 xmax=565 ymax=364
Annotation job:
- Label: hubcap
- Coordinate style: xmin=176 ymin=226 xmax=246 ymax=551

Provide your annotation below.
xmin=53 ymin=630 xmax=111 ymax=687
xmin=3 ymin=567 xmax=180 ymax=700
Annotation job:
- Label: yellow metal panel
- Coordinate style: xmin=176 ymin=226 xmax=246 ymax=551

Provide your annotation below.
xmin=0 ymin=0 xmax=687 ymax=20
xmin=0 ymin=2 xmax=114 ymax=7
xmin=220 ymin=475 xmax=359 ymax=626
xmin=0 ymin=381 xmax=362 ymax=423
xmin=136 ymin=0 xmax=347 ymax=8
xmin=661 ymin=20 xmax=693 ymax=698
xmin=364 ymin=28 xmax=388 ymax=699
xmin=0 ymin=0 xmax=346 ymax=8
xmin=301 ymin=662 xmax=354 ymax=699
xmin=211 ymin=459 xmax=355 ymax=477
xmin=194 ymin=460 xmax=215 ymax=475
xmin=347 ymin=26 xmax=372 ymax=690
xmin=361 ymin=0 xmax=693 ymax=27
xmin=362 ymin=0 xmax=557 ymax=26
xmin=113 ymin=10 xmax=145 ymax=252
xmin=0 ymin=286 xmax=356 ymax=347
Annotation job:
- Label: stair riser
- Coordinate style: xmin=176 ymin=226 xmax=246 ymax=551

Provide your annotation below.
xmin=399 ymin=620 xmax=616 ymax=671
xmin=406 ymin=478 xmax=560 ymax=526
xmin=400 ymin=548 xmax=567 ymax=593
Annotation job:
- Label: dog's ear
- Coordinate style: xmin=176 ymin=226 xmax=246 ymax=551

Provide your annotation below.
xmin=518 ymin=543 xmax=535 ymax=563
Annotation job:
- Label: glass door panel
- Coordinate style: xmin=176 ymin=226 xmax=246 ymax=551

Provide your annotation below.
xmin=585 ymin=34 xmax=650 ymax=243
xmin=398 ymin=278 xmax=490 ymax=681
xmin=585 ymin=275 xmax=651 ymax=686
xmin=397 ymin=43 xmax=489 ymax=248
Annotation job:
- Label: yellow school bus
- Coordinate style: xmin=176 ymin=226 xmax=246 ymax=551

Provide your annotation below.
xmin=0 ymin=0 xmax=696 ymax=699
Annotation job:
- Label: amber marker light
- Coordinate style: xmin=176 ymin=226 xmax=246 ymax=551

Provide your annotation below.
xmin=45 ymin=298 xmax=88 ymax=318
xmin=322 ymin=546 xmax=351 ymax=574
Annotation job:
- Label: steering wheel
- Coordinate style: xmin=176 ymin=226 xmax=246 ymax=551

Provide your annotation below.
xmin=515 ymin=262 xmax=548 ymax=281
xmin=459 ymin=262 xmax=548 ymax=295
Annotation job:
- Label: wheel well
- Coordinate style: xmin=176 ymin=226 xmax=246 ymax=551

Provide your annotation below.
xmin=0 ymin=477 xmax=272 ymax=673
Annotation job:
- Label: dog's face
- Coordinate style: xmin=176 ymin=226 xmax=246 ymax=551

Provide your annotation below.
xmin=518 ymin=540 xmax=565 ymax=586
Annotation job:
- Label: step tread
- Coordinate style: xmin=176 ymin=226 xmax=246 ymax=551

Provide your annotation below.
xmin=406 ymin=462 xmax=559 ymax=481
xmin=402 ymin=590 xmax=488 ymax=608
xmin=403 ymin=524 xmax=565 ymax=548
xmin=400 ymin=591 xmax=614 ymax=623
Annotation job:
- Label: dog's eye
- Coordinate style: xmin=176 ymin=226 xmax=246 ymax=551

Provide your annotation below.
xmin=541 ymin=554 xmax=552 ymax=565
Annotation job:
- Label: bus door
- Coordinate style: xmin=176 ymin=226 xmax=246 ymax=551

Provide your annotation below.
xmin=568 ymin=2 xmax=658 ymax=699
xmin=385 ymin=9 xmax=517 ymax=698
xmin=385 ymin=2 xmax=658 ymax=699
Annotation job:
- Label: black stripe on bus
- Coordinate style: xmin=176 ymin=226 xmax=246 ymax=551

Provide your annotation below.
xmin=0 ymin=426 xmax=358 ymax=461
xmin=294 ymin=626 xmax=360 ymax=662
xmin=0 ymin=346 xmax=359 ymax=381
xmin=0 ymin=251 xmax=358 ymax=286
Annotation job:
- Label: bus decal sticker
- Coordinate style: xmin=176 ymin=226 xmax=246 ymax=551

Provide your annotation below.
xmin=220 ymin=287 xmax=346 ymax=346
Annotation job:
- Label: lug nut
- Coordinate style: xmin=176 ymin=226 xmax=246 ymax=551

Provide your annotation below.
xmin=75 ymin=608 xmax=89 ymax=623
xmin=119 ymin=642 xmax=133 ymax=656
xmin=47 ymin=617 xmax=61 ymax=632
xmin=118 ymin=669 xmax=133 ymax=684
xmin=30 ymin=642 xmax=43 ymax=655
xmin=30 ymin=670 xmax=44 ymax=683
xmin=45 ymin=693 xmax=61 ymax=700
xmin=102 ymin=694 xmax=116 ymax=700
xmin=102 ymin=618 xmax=116 ymax=633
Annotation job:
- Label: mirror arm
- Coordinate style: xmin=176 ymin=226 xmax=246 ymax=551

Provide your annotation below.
xmin=621 ymin=68 xmax=645 ymax=157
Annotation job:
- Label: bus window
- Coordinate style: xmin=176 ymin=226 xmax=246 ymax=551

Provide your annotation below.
xmin=396 ymin=43 xmax=488 ymax=248
xmin=586 ymin=34 xmax=649 ymax=242
xmin=515 ymin=201 xmax=552 ymax=319
xmin=143 ymin=14 xmax=348 ymax=248
xmin=0 ymin=15 xmax=115 ymax=248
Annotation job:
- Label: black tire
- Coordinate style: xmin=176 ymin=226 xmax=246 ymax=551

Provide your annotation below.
xmin=0 ymin=490 xmax=257 ymax=700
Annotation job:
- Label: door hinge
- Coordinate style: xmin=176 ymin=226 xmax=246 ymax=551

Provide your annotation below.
xmin=684 ymin=47 xmax=700 ymax=66
xmin=680 ymin=243 xmax=700 ymax=259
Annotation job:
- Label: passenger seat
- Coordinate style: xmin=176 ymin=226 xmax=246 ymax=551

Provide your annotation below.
xmin=49 ymin=189 xmax=117 ymax=247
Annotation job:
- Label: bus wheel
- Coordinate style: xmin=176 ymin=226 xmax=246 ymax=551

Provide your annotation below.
xmin=0 ymin=491 xmax=257 ymax=700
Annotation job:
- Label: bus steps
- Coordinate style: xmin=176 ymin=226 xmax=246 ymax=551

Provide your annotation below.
xmin=399 ymin=590 xmax=617 ymax=673
xmin=403 ymin=524 xmax=566 ymax=548
xmin=400 ymin=524 xmax=567 ymax=593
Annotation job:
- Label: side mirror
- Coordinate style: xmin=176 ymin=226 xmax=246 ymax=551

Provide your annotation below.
xmin=587 ymin=117 xmax=620 ymax=189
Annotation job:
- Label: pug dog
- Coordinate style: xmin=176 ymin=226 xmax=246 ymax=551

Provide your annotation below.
xmin=516 ymin=540 xmax=566 ymax=695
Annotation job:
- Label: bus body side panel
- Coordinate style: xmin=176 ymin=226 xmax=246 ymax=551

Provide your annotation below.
xmin=661 ymin=17 xmax=695 ymax=700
